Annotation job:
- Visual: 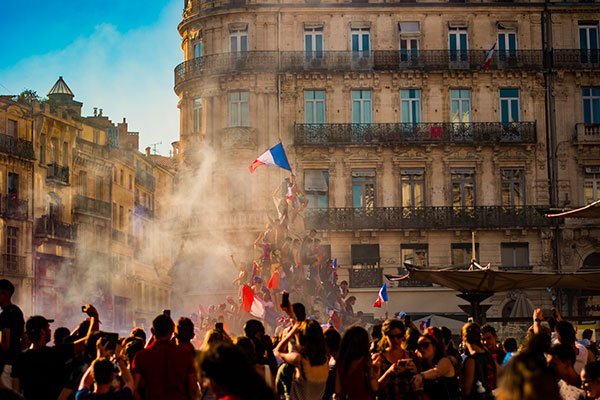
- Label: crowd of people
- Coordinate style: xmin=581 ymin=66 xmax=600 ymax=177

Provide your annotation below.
xmin=1 ymin=276 xmax=600 ymax=400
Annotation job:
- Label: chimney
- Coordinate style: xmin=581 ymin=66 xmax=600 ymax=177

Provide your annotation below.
xmin=123 ymin=117 xmax=126 ymax=123
xmin=145 ymin=146 xmax=151 ymax=157
xmin=93 ymin=107 xmax=97 ymax=116
xmin=99 ymin=108 xmax=103 ymax=117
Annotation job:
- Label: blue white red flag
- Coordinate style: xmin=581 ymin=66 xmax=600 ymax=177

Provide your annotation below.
xmin=249 ymin=142 xmax=291 ymax=173
xmin=373 ymin=282 xmax=388 ymax=308
xmin=481 ymin=43 xmax=496 ymax=72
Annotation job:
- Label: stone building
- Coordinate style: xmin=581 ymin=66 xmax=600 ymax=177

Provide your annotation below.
xmin=174 ymin=0 xmax=600 ymax=320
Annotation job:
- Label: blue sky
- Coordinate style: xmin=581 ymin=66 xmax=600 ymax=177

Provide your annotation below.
xmin=0 ymin=0 xmax=182 ymax=156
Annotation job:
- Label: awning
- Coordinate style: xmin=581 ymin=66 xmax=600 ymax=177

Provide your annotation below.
xmin=545 ymin=200 xmax=600 ymax=219
xmin=387 ymin=266 xmax=600 ymax=292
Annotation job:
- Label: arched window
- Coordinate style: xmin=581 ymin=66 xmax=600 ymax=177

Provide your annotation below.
xmin=581 ymin=252 xmax=600 ymax=271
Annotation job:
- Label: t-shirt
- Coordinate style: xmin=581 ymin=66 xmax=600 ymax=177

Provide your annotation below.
xmin=131 ymin=339 xmax=196 ymax=400
xmin=574 ymin=342 xmax=588 ymax=375
xmin=558 ymin=379 xmax=586 ymax=400
xmin=0 ymin=304 xmax=24 ymax=365
xmin=11 ymin=344 xmax=74 ymax=400
xmin=75 ymin=387 xmax=134 ymax=400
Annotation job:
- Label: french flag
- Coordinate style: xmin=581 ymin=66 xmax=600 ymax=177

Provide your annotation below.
xmin=249 ymin=142 xmax=291 ymax=173
xmin=373 ymin=282 xmax=388 ymax=308
xmin=242 ymin=284 xmax=266 ymax=319
xmin=481 ymin=42 xmax=496 ymax=72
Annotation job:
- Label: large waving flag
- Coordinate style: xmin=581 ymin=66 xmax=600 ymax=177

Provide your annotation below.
xmin=373 ymin=282 xmax=388 ymax=308
xmin=481 ymin=43 xmax=496 ymax=72
xmin=242 ymin=285 xmax=266 ymax=319
xmin=249 ymin=142 xmax=291 ymax=173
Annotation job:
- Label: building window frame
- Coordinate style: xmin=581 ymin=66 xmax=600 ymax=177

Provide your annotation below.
xmin=351 ymin=28 xmax=370 ymax=57
xmin=450 ymin=89 xmax=472 ymax=124
xmin=304 ymin=90 xmax=326 ymax=124
xmin=352 ymin=169 xmax=376 ymax=208
xmin=192 ymin=97 xmax=203 ymax=134
xmin=448 ymin=26 xmax=469 ymax=63
xmin=501 ymin=168 xmax=525 ymax=207
xmin=401 ymin=244 xmax=428 ymax=268
xmin=400 ymin=89 xmax=421 ymax=124
xmin=584 ymin=166 xmax=600 ymax=203
xmin=501 ymin=242 xmax=530 ymax=270
xmin=352 ymin=90 xmax=372 ymax=124
xmin=400 ymin=169 xmax=425 ymax=208
xmin=304 ymin=27 xmax=324 ymax=59
xmin=228 ymin=91 xmax=249 ymax=127
xmin=230 ymin=30 xmax=248 ymax=54
xmin=451 ymin=168 xmax=476 ymax=209
xmin=451 ymin=243 xmax=480 ymax=268
xmin=304 ymin=169 xmax=329 ymax=209
xmin=582 ymin=87 xmax=600 ymax=124
xmin=499 ymin=88 xmax=520 ymax=123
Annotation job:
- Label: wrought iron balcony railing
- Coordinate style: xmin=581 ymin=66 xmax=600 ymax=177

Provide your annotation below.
xmin=35 ymin=215 xmax=77 ymax=241
xmin=220 ymin=127 xmax=257 ymax=149
xmin=553 ymin=49 xmax=600 ymax=70
xmin=111 ymin=229 xmax=126 ymax=243
xmin=174 ymin=50 xmax=547 ymax=86
xmin=1 ymin=254 xmax=27 ymax=277
xmin=0 ymin=133 xmax=35 ymax=160
xmin=350 ymin=266 xmax=383 ymax=288
xmin=0 ymin=195 xmax=28 ymax=220
xmin=305 ymin=206 xmax=554 ymax=231
xmin=134 ymin=203 xmax=154 ymax=219
xmin=46 ymin=163 xmax=69 ymax=184
xmin=135 ymin=170 xmax=155 ymax=191
xmin=575 ymin=123 xmax=600 ymax=144
xmin=75 ymin=137 xmax=109 ymax=158
xmin=73 ymin=195 xmax=111 ymax=219
xmin=294 ymin=122 xmax=536 ymax=146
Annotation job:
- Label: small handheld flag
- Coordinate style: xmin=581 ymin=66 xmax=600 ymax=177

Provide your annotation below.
xmin=481 ymin=43 xmax=496 ymax=72
xmin=249 ymin=142 xmax=291 ymax=173
xmin=373 ymin=282 xmax=388 ymax=308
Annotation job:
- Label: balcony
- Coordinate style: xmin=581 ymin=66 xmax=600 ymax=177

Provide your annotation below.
xmin=575 ymin=123 xmax=600 ymax=144
xmin=134 ymin=203 xmax=154 ymax=219
xmin=553 ymin=49 xmax=600 ymax=70
xmin=220 ymin=127 xmax=257 ymax=149
xmin=111 ymin=229 xmax=126 ymax=243
xmin=294 ymin=122 xmax=536 ymax=147
xmin=73 ymin=195 xmax=111 ymax=219
xmin=350 ymin=266 xmax=383 ymax=288
xmin=498 ymin=265 xmax=533 ymax=271
xmin=35 ymin=215 xmax=77 ymax=241
xmin=1 ymin=254 xmax=27 ymax=277
xmin=46 ymin=163 xmax=69 ymax=184
xmin=0 ymin=195 xmax=28 ymax=220
xmin=135 ymin=170 xmax=155 ymax=191
xmin=305 ymin=206 xmax=554 ymax=231
xmin=0 ymin=133 xmax=35 ymax=160
xmin=174 ymin=50 xmax=545 ymax=88
xmin=75 ymin=137 xmax=109 ymax=159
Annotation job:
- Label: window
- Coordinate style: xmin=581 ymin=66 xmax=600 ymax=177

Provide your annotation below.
xmin=350 ymin=244 xmax=381 ymax=288
xmin=192 ymin=97 xmax=203 ymax=133
xmin=400 ymin=169 xmax=424 ymax=208
xmin=119 ymin=170 xmax=124 ymax=186
xmin=113 ymin=168 xmax=117 ymax=183
xmin=128 ymin=175 xmax=133 ymax=190
xmin=399 ymin=22 xmax=420 ymax=62
xmin=582 ymin=87 xmax=600 ymax=124
xmin=501 ymin=168 xmax=525 ymax=207
xmin=119 ymin=205 xmax=124 ymax=228
xmin=304 ymin=170 xmax=328 ymax=209
xmin=450 ymin=89 xmax=471 ymax=124
xmin=579 ymin=23 xmax=599 ymax=64
xmin=51 ymin=137 xmax=59 ymax=164
xmin=501 ymin=243 xmax=529 ymax=270
xmin=584 ymin=167 xmax=600 ymax=203
xmin=448 ymin=26 xmax=468 ymax=63
xmin=8 ymin=173 xmax=19 ymax=199
xmin=451 ymin=243 xmax=479 ymax=267
xmin=7 ymin=120 xmax=17 ymax=138
xmin=62 ymin=142 xmax=68 ymax=166
xmin=352 ymin=90 xmax=372 ymax=124
xmin=229 ymin=92 xmax=249 ymax=127
xmin=304 ymin=27 xmax=324 ymax=59
xmin=93 ymin=130 xmax=100 ymax=144
xmin=305 ymin=91 xmax=326 ymax=124
xmin=113 ymin=203 xmax=117 ymax=223
xmin=39 ymin=134 xmax=46 ymax=165
xmin=96 ymin=177 xmax=104 ymax=200
xmin=79 ymin=171 xmax=88 ymax=196
xmin=352 ymin=169 xmax=376 ymax=208
xmin=351 ymin=28 xmax=370 ymax=57
xmin=229 ymin=172 xmax=249 ymax=211
xmin=400 ymin=89 xmax=421 ymax=123
xmin=451 ymin=169 xmax=475 ymax=209
xmin=193 ymin=38 xmax=203 ymax=59
xmin=500 ymin=88 xmax=520 ymax=123
xmin=351 ymin=244 xmax=380 ymax=267
xmin=498 ymin=26 xmax=517 ymax=59
xmin=230 ymin=30 xmax=248 ymax=54
xmin=401 ymin=244 xmax=428 ymax=268
xmin=6 ymin=226 xmax=18 ymax=270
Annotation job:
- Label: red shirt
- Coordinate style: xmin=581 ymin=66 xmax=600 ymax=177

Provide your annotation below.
xmin=132 ymin=339 xmax=196 ymax=400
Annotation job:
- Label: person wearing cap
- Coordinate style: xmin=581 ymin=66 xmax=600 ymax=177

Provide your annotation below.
xmin=0 ymin=279 xmax=24 ymax=391
xmin=11 ymin=305 xmax=99 ymax=400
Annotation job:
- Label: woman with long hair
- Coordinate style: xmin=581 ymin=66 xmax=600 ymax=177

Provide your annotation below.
xmin=274 ymin=319 xmax=329 ymax=400
xmin=460 ymin=322 xmax=498 ymax=400
xmin=413 ymin=327 xmax=461 ymax=400
xmin=198 ymin=342 xmax=276 ymax=400
xmin=372 ymin=319 xmax=419 ymax=400
xmin=335 ymin=326 xmax=378 ymax=399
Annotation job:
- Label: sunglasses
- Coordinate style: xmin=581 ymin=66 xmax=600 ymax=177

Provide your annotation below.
xmin=388 ymin=333 xmax=404 ymax=340
xmin=418 ymin=341 xmax=432 ymax=349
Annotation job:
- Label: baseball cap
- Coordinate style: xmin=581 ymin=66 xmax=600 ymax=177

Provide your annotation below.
xmin=26 ymin=315 xmax=55 ymax=336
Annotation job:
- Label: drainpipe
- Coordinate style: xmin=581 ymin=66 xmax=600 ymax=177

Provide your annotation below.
xmin=30 ymin=102 xmax=36 ymax=314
